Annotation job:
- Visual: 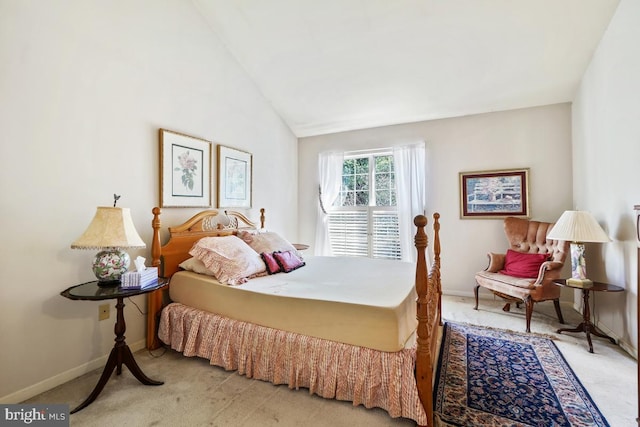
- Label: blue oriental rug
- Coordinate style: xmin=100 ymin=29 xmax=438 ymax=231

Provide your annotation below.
xmin=434 ymin=322 xmax=609 ymax=427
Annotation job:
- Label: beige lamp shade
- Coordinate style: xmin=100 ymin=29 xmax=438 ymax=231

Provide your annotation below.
xmin=547 ymin=210 xmax=611 ymax=243
xmin=71 ymin=207 xmax=146 ymax=249
xmin=71 ymin=207 xmax=146 ymax=285
xmin=547 ymin=210 xmax=610 ymax=285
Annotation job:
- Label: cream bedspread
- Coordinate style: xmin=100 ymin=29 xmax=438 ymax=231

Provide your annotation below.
xmin=169 ymin=256 xmax=418 ymax=352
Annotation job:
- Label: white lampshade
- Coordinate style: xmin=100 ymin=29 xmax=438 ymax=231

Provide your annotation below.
xmin=71 ymin=207 xmax=146 ymax=249
xmin=547 ymin=210 xmax=610 ymax=285
xmin=547 ymin=210 xmax=611 ymax=243
xmin=71 ymin=207 xmax=145 ymax=285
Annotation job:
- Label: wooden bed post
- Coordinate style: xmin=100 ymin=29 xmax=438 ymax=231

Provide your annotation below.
xmin=432 ymin=213 xmax=442 ymax=326
xmin=414 ymin=214 xmax=433 ymax=427
xmin=151 ymin=207 xmax=162 ymax=270
xmin=147 ymin=207 xmax=163 ymax=350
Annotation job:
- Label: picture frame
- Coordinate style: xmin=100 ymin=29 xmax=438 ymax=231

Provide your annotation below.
xmin=459 ymin=168 xmax=530 ymax=218
xmin=217 ymin=145 xmax=252 ymax=208
xmin=159 ymin=129 xmax=212 ymax=208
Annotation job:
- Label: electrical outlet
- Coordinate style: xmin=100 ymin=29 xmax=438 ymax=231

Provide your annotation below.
xmin=98 ymin=304 xmax=110 ymax=321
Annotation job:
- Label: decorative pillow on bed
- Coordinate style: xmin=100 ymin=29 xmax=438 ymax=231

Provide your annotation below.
xmin=261 ymin=252 xmax=282 ymax=274
xmin=500 ymin=249 xmax=550 ymax=278
xmin=189 ymin=236 xmax=266 ymax=285
xmin=238 ymin=231 xmax=301 ymax=259
xmin=273 ymin=250 xmax=305 ymax=273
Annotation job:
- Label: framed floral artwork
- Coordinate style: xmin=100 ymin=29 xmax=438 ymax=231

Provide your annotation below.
xmin=217 ymin=145 xmax=252 ymax=208
xmin=159 ymin=129 xmax=212 ymax=208
xmin=459 ymin=168 xmax=530 ymax=218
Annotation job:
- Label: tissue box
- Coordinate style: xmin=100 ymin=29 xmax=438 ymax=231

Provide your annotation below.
xmin=120 ymin=267 xmax=159 ymax=289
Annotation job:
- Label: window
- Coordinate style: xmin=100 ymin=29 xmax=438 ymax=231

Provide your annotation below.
xmin=328 ymin=153 xmax=401 ymax=259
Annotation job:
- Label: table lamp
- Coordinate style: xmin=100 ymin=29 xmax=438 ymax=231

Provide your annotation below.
xmin=71 ymin=203 xmax=146 ymax=286
xmin=547 ymin=210 xmax=611 ymax=287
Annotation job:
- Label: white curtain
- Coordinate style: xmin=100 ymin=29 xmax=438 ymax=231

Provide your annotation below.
xmin=314 ymin=151 xmax=344 ymax=255
xmin=393 ymin=142 xmax=426 ymax=262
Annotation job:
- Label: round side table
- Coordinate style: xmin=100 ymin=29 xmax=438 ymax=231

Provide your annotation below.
xmin=60 ymin=279 xmax=168 ymax=413
xmin=555 ymin=279 xmax=623 ymax=353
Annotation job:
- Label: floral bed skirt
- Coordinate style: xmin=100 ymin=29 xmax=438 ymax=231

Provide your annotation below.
xmin=159 ymin=302 xmax=428 ymax=425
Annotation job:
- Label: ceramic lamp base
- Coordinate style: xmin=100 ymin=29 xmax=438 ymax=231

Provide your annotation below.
xmin=568 ymin=242 xmax=594 ymax=288
xmin=569 ymin=242 xmax=588 ymax=279
xmin=93 ymin=249 xmax=130 ymax=285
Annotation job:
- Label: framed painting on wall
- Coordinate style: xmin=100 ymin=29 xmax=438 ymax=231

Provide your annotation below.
xmin=459 ymin=168 xmax=530 ymax=218
xmin=159 ymin=129 xmax=212 ymax=208
xmin=217 ymin=145 xmax=252 ymax=208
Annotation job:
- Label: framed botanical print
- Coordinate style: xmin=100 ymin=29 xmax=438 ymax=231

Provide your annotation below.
xmin=159 ymin=129 xmax=212 ymax=208
xmin=459 ymin=168 xmax=530 ymax=218
xmin=217 ymin=145 xmax=252 ymax=208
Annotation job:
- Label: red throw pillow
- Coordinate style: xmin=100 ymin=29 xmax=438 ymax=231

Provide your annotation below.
xmin=500 ymin=249 xmax=550 ymax=278
xmin=273 ymin=250 xmax=305 ymax=273
xmin=261 ymin=252 xmax=282 ymax=274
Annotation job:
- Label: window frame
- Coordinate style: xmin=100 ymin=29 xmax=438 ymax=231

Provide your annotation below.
xmin=328 ymin=150 xmax=400 ymax=259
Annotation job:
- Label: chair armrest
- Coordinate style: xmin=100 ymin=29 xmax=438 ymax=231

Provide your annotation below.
xmin=534 ymin=260 xmax=564 ymax=284
xmin=485 ymin=252 xmax=505 ymax=272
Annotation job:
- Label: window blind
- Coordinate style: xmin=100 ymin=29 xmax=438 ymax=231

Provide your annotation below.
xmin=328 ymin=209 xmax=400 ymax=259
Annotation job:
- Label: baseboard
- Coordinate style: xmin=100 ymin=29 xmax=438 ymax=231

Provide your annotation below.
xmin=0 ymin=339 xmax=146 ymax=404
xmin=591 ymin=318 xmax=637 ymax=359
xmin=568 ymin=301 xmax=637 ymax=360
xmin=443 ymin=290 xmax=475 ymax=298
xmin=618 ymin=339 xmax=638 ymax=360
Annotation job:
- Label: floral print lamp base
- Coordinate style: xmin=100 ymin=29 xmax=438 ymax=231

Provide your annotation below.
xmin=93 ymin=249 xmax=130 ymax=286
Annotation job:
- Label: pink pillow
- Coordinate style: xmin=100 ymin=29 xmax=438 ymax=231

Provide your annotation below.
xmin=273 ymin=251 xmax=305 ymax=273
xmin=500 ymin=249 xmax=550 ymax=278
xmin=261 ymin=252 xmax=282 ymax=274
xmin=189 ymin=236 xmax=266 ymax=285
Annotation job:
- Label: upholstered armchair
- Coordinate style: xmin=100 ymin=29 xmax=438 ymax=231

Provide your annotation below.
xmin=474 ymin=217 xmax=569 ymax=332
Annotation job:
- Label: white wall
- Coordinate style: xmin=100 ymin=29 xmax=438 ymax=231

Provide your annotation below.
xmin=299 ymin=103 xmax=573 ymax=298
xmin=572 ymin=0 xmax=640 ymax=355
xmin=0 ymin=1 xmax=297 ymax=402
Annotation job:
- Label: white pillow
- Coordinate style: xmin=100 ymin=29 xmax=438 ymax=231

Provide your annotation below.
xmin=189 ymin=236 xmax=266 ymax=285
xmin=178 ymin=257 xmax=216 ymax=276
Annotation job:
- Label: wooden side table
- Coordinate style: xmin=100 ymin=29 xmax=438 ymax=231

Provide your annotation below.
xmin=555 ymin=279 xmax=624 ymax=353
xmin=60 ymin=279 xmax=168 ymax=413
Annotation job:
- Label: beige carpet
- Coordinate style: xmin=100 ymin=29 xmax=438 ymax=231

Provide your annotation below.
xmin=24 ymin=295 xmax=638 ymax=426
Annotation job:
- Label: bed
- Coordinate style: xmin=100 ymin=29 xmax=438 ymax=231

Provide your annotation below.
xmin=146 ymin=207 xmax=442 ymax=427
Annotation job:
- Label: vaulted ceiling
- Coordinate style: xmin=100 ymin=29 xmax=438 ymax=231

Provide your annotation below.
xmin=194 ymin=0 xmax=619 ymax=137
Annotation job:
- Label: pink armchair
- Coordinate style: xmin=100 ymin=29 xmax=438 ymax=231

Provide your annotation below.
xmin=474 ymin=217 xmax=569 ymax=332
